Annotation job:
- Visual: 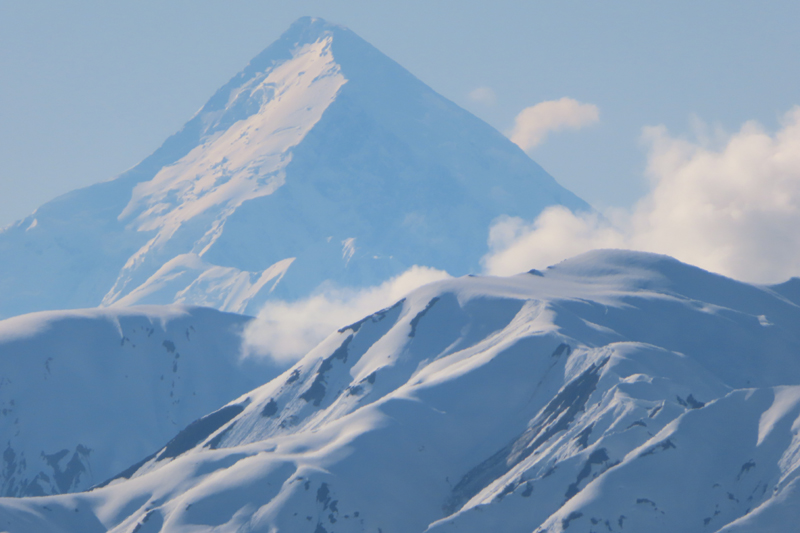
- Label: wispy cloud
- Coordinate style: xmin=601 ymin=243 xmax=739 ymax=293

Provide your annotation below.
xmin=468 ymin=86 xmax=497 ymax=106
xmin=485 ymin=106 xmax=800 ymax=284
xmin=508 ymin=97 xmax=599 ymax=151
xmin=241 ymin=266 xmax=451 ymax=363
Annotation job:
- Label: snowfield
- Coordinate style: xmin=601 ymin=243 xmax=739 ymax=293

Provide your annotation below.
xmin=2 ymin=249 xmax=799 ymax=532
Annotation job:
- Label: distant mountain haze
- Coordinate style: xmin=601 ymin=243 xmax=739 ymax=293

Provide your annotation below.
xmin=0 ymin=17 xmax=587 ymax=320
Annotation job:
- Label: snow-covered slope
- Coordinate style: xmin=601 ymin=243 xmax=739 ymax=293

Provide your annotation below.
xmin=0 ymin=17 xmax=587 ymax=320
xmin=3 ymin=250 xmax=800 ymax=532
xmin=0 ymin=306 xmax=287 ymax=497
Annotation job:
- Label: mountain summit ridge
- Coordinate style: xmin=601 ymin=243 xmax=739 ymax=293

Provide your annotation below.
xmin=0 ymin=16 xmax=587 ymax=320
xmin=2 ymin=249 xmax=799 ymax=532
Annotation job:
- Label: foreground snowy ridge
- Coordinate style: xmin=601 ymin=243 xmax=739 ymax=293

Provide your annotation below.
xmin=2 ymin=250 xmax=800 ymax=532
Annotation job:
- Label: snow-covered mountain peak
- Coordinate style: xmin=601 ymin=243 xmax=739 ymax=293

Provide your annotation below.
xmin=186 ymin=18 xmax=346 ymax=127
xmin=120 ymin=29 xmax=345 ymax=232
xmin=0 ymin=17 xmax=587 ymax=319
xmin=115 ymin=17 xmax=371 ymax=244
xmin=106 ymin=27 xmax=347 ymax=306
xmin=112 ymin=16 xmax=412 ymax=247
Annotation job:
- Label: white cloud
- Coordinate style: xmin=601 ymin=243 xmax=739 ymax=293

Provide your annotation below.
xmin=484 ymin=106 xmax=800 ymax=284
xmin=508 ymin=97 xmax=599 ymax=151
xmin=483 ymin=209 xmax=626 ymax=277
xmin=468 ymin=86 xmax=497 ymax=106
xmin=241 ymin=266 xmax=451 ymax=363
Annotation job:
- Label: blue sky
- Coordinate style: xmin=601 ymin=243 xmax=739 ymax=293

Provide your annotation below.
xmin=1 ymin=1 xmax=799 ymax=229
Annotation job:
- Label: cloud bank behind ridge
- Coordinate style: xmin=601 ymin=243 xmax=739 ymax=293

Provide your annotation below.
xmin=244 ymin=104 xmax=800 ymax=365
xmin=242 ymin=266 xmax=451 ymax=363
xmin=487 ymin=106 xmax=800 ymax=285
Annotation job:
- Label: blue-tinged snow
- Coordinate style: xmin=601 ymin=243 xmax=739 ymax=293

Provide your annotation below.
xmin=0 ymin=306 xmax=288 ymax=497
xmin=0 ymin=17 xmax=587 ymax=320
xmin=2 ymin=250 xmax=799 ymax=532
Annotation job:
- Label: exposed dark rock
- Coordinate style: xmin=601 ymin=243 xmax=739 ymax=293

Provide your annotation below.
xmin=261 ymin=399 xmax=279 ymax=417
xmin=641 ymin=439 xmax=676 ymax=457
xmin=42 ymin=445 xmax=91 ymax=494
xmin=737 ymin=460 xmax=756 ymax=480
xmin=522 ymin=482 xmax=533 ymax=497
xmin=551 ymin=343 xmax=571 ymax=357
xmin=409 ymin=297 xmax=440 ymax=338
xmin=157 ymin=404 xmax=245 ymax=460
xmin=300 ymin=335 xmax=353 ymax=406
xmin=575 ymin=424 xmax=593 ymax=448
xmin=637 ymin=498 xmax=657 ymax=508
xmin=445 ymin=358 xmax=608 ymax=513
xmin=339 ymin=299 xmax=405 ymax=333
xmin=565 ymin=448 xmax=609 ymax=500
xmin=205 ymin=422 xmax=237 ymax=450
xmin=317 ymin=482 xmax=332 ymax=510
xmin=686 ymin=394 xmax=705 ymax=409
xmin=562 ymin=511 xmax=583 ymax=529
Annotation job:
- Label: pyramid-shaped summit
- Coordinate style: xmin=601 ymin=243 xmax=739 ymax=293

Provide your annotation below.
xmin=0 ymin=17 xmax=589 ymax=319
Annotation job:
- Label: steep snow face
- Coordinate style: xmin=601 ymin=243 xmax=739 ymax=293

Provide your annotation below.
xmin=3 ymin=250 xmax=800 ymax=532
xmin=109 ymin=254 xmax=295 ymax=314
xmin=0 ymin=17 xmax=587 ymax=320
xmin=0 ymin=306 xmax=288 ymax=497
xmin=103 ymin=35 xmax=346 ymax=307
xmin=120 ymin=37 xmax=344 ymax=234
